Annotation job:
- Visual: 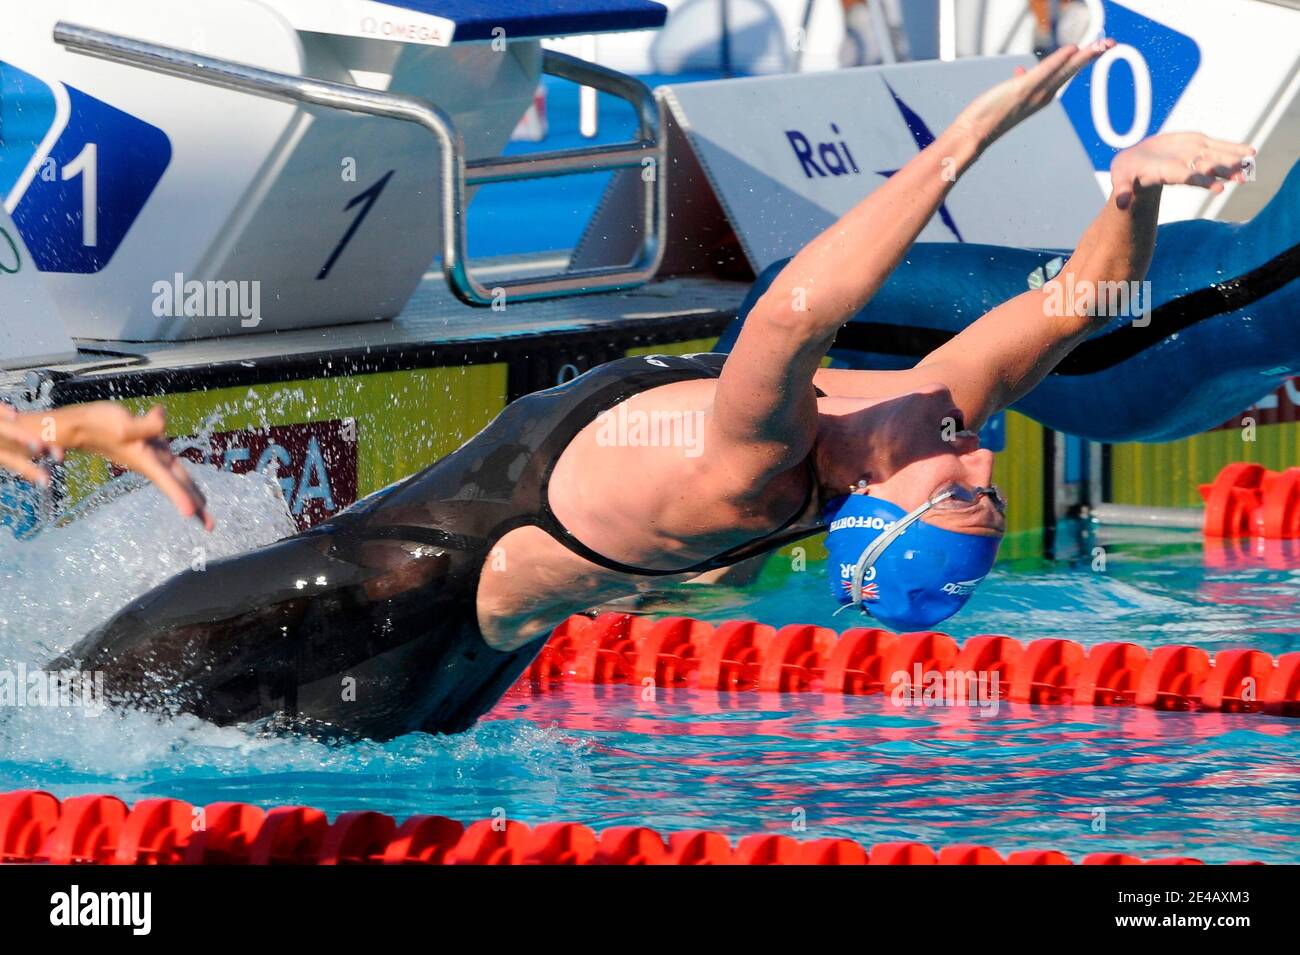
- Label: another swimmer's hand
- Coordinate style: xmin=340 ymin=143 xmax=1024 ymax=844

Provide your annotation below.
xmin=950 ymin=40 xmax=1114 ymax=148
xmin=1110 ymin=133 xmax=1255 ymax=210
xmin=0 ymin=404 xmax=57 ymax=486
xmin=36 ymin=403 xmax=215 ymax=531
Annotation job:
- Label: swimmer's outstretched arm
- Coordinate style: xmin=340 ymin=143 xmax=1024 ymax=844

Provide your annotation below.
xmin=711 ymin=42 xmax=1113 ymax=483
xmin=901 ymin=132 xmax=1255 ymax=428
xmin=0 ymin=402 xmax=213 ymax=529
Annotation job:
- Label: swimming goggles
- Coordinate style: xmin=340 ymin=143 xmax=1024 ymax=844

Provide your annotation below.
xmin=841 ymin=483 xmax=1004 ymax=615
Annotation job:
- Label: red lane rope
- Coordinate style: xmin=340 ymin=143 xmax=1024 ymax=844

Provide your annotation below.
xmin=0 ymin=791 xmax=1260 ymax=865
xmin=1200 ymin=463 xmax=1300 ymax=538
xmin=517 ymin=613 xmax=1300 ymax=717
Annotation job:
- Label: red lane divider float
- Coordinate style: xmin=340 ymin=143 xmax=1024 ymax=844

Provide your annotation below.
xmin=518 ymin=613 xmax=1300 ymax=718
xmin=0 ymin=791 xmax=1261 ymax=865
xmin=1200 ymin=462 xmax=1300 ymax=538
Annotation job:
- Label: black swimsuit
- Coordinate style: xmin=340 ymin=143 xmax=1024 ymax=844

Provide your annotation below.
xmin=56 ymin=353 xmax=820 ymax=740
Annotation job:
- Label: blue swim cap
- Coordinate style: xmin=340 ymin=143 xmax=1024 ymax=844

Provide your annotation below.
xmin=824 ymin=493 xmax=1001 ymax=631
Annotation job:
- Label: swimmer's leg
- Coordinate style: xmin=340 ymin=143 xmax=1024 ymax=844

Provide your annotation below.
xmin=53 ymin=535 xmax=358 ymax=729
xmin=53 ymin=529 xmax=537 ymax=739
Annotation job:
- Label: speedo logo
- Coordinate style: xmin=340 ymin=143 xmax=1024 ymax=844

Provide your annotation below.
xmin=941 ymin=577 xmax=985 ymax=597
xmin=829 ymin=515 xmax=896 ymax=533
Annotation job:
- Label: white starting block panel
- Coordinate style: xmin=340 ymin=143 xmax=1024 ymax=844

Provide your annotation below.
xmin=646 ymin=56 xmax=1104 ymax=274
xmin=1052 ymin=0 xmax=1300 ymax=223
xmin=263 ymin=0 xmax=668 ymax=48
xmin=0 ymin=207 xmax=77 ymax=369
xmin=0 ymin=0 xmax=667 ymax=344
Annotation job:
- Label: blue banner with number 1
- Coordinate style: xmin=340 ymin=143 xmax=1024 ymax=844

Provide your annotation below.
xmin=1 ymin=60 xmax=171 ymax=274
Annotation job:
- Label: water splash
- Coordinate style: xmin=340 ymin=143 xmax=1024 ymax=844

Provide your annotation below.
xmin=0 ymin=420 xmax=595 ymax=805
xmin=0 ymin=462 xmax=296 ymax=665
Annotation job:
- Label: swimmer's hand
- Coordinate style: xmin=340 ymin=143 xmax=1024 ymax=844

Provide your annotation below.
xmin=951 ymin=40 xmax=1115 ymax=147
xmin=1110 ymin=133 xmax=1256 ymax=210
xmin=6 ymin=402 xmax=215 ymax=531
xmin=0 ymin=404 xmax=57 ymax=486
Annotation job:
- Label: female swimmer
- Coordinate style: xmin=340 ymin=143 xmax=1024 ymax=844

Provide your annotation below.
xmin=58 ymin=41 xmax=1254 ymax=738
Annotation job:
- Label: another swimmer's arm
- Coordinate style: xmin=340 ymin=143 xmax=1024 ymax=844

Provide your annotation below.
xmin=710 ymin=43 xmax=1110 ymax=478
xmin=0 ymin=404 xmax=57 ymax=485
xmin=1 ymin=402 xmax=214 ymax=529
xmin=913 ymin=133 xmax=1255 ymax=428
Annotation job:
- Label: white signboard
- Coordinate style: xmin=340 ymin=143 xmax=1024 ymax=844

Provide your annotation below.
xmin=659 ymin=56 xmax=1104 ymax=272
xmin=1054 ymin=0 xmax=1300 ymax=222
xmin=1 ymin=0 xmax=521 ymax=342
xmin=0 ymin=208 xmax=76 ymax=369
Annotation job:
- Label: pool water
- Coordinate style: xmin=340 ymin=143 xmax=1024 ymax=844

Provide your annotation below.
xmin=1 ymin=468 xmax=1297 ymax=863
xmin=647 ymin=530 xmax=1300 ymax=659
xmin=491 ymin=688 xmax=1298 ymax=864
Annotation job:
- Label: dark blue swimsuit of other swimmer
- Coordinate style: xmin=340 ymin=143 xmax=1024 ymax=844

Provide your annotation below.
xmin=717 ymin=160 xmax=1300 ymax=444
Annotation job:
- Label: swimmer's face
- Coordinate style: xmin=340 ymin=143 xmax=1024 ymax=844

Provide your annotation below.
xmin=814 ymin=383 xmax=1007 ymax=538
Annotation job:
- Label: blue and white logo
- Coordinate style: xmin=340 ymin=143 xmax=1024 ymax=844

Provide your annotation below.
xmin=1 ymin=60 xmax=171 ymax=273
xmin=877 ymin=80 xmax=964 ymax=242
xmin=1060 ymin=1 xmax=1201 ymax=170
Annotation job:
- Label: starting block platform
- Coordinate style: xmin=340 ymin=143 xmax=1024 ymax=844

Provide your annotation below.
xmin=11 ymin=267 xmax=747 ymax=405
